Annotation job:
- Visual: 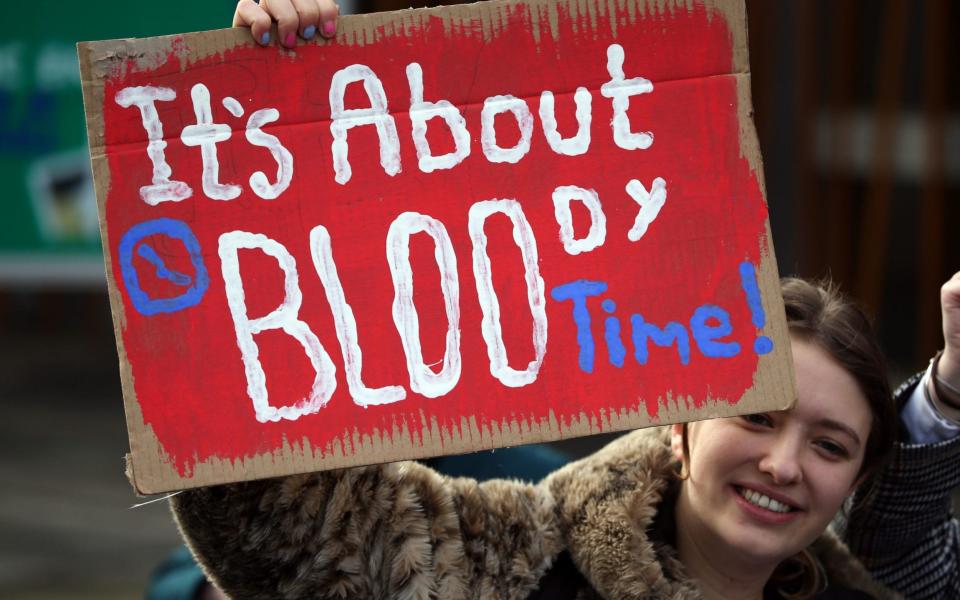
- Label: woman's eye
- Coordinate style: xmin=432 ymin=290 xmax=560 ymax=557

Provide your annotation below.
xmin=742 ymin=413 xmax=773 ymax=427
xmin=815 ymin=440 xmax=849 ymax=458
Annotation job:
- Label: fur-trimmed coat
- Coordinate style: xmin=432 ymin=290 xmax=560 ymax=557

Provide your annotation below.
xmin=171 ymin=427 xmax=898 ymax=599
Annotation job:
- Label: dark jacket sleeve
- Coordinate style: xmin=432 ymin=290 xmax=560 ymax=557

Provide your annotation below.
xmin=842 ymin=374 xmax=960 ymax=600
xmin=170 ymin=461 xmax=562 ymax=600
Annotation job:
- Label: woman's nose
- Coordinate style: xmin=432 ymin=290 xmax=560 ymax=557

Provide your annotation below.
xmin=757 ymin=437 xmax=804 ymax=485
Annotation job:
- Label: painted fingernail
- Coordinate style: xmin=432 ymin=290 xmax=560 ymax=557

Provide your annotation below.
xmin=259 ymin=31 xmax=271 ymax=45
xmin=322 ymin=20 xmax=336 ymax=36
xmin=303 ymin=25 xmax=317 ymax=40
xmin=284 ymin=32 xmax=296 ymax=47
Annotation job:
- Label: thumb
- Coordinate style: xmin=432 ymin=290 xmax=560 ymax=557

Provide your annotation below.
xmin=940 ymin=271 xmax=960 ymax=380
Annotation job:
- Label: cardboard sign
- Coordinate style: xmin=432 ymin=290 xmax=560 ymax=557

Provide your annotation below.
xmin=79 ymin=0 xmax=793 ymax=494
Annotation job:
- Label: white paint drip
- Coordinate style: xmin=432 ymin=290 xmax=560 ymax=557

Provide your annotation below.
xmin=329 ymin=64 xmax=402 ymax=184
xmin=552 ymin=185 xmax=606 ymax=255
xmin=481 ymin=95 xmax=534 ymax=164
xmin=218 ymin=231 xmax=337 ymax=423
xmin=468 ymin=199 xmax=547 ymax=387
xmin=386 ymin=212 xmax=461 ymax=398
xmin=245 ymin=108 xmax=294 ymax=200
xmin=538 ymin=87 xmax=592 ymax=156
xmin=406 ymin=62 xmax=471 ymax=173
xmin=625 ymin=177 xmax=667 ymax=242
xmin=114 ymin=86 xmax=193 ymax=205
xmin=180 ymin=83 xmax=241 ymax=200
xmin=309 ymin=225 xmax=406 ymax=407
xmin=600 ymin=44 xmax=654 ymax=151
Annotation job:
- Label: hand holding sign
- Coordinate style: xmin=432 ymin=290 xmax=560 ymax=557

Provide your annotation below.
xmin=234 ymin=0 xmax=340 ymax=47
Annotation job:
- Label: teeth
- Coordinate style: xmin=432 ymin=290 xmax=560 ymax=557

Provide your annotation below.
xmin=739 ymin=487 xmax=792 ymax=513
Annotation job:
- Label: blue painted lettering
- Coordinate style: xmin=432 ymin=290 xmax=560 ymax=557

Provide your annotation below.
xmin=602 ymin=299 xmax=626 ymax=368
xmin=630 ymin=313 xmax=691 ymax=365
xmin=738 ymin=261 xmax=773 ymax=355
xmin=550 ymin=280 xmax=607 ymax=373
xmin=690 ymin=305 xmax=740 ymax=358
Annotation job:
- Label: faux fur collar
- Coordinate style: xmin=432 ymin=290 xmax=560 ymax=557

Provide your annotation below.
xmin=542 ymin=427 xmax=900 ymax=599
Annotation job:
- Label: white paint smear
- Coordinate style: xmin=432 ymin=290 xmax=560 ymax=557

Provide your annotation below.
xmin=309 ymin=225 xmax=406 ymax=407
xmin=481 ymin=95 xmax=534 ymax=163
xmin=626 ymin=177 xmax=667 ymax=242
xmin=114 ymin=86 xmax=193 ymax=205
xmin=539 ymin=87 xmax=592 ymax=156
xmin=552 ymin=185 xmax=606 ymax=255
xmin=329 ymin=64 xmax=402 ymax=184
xmin=386 ymin=212 xmax=461 ymax=398
xmin=180 ymin=83 xmax=241 ymax=200
xmin=407 ymin=62 xmax=471 ymax=173
xmin=245 ymin=108 xmax=294 ymax=200
xmin=219 ymin=231 xmax=337 ymax=423
xmin=468 ymin=199 xmax=547 ymax=387
xmin=600 ymin=44 xmax=654 ymax=151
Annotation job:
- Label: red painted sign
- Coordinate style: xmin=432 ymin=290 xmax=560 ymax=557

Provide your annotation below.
xmin=80 ymin=0 xmax=792 ymax=493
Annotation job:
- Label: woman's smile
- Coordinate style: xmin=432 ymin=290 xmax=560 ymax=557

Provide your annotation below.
xmin=730 ymin=484 xmax=802 ymax=525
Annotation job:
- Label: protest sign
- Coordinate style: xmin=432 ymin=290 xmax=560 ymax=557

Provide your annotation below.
xmin=79 ymin=0 xmax=793 ymax=494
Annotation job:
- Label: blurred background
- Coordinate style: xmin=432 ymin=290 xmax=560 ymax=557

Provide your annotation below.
xmin=1 ymin=0 xmax=956 ymax=597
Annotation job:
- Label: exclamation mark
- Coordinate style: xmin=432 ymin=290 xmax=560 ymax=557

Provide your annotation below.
xmin=739 ymin=262 xmax=774 ymax=355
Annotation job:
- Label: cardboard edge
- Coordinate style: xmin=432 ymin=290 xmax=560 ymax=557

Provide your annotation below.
xmin=709 ymin=0 xmax=749 ymax=76
xmin=78 ymin=41 xmax=156 ymax=494
xmin=724 ymin=9 xmax=796 ymax=414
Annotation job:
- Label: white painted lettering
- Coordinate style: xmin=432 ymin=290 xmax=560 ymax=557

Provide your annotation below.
xmin=222 ymin=96 xmax=244 ymax=118
xmin=539 ymin=87 xmax=592 ymax=156
xmin=552 ymin=185 xmax=606 ymax=254
xmin=406 ymin=62 xmax=471 ymax=173
xmin=180 ymin=83 xmax=240 ymax=200
xmin=625 ymin=177 xmax=667 ymax=242
xmin=600 ymin=44 xmax=654 ymax=151
xmin=245 ymin=108 xmax=294 ymax=200
xmin=386 ymin=212 xmax=461 ymax=398
xmin=114 ymin=86 xmax=193 ymax=205
xmin=219 ymin=231 xmax=337 ymax=423
xmin=468 ymin=199 xmax=547 ymax=387
xmin=309 ymin=225 xmax=407 ymax=407
xmin=329 ymin=64 xmax=401 ymax=184
xmin=481 ymin=95 xmax=534 ymax=163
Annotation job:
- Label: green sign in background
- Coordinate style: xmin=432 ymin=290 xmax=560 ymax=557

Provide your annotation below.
xmin=0 ymin=1 xmax=234 ymax=284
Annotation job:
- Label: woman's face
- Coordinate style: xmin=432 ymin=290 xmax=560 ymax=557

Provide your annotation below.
xmin=671 ymin=336 xmax=873 ymax=566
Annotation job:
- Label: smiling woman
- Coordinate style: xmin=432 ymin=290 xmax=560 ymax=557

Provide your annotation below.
xmin=670 ymin=279 xmax=897 ymax=598
xmin=665 ymin=277 xmax=911 ymax=598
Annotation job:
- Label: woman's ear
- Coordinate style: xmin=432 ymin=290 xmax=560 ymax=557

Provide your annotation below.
xmin=670 ymin=423 xmax=685 ymax=462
